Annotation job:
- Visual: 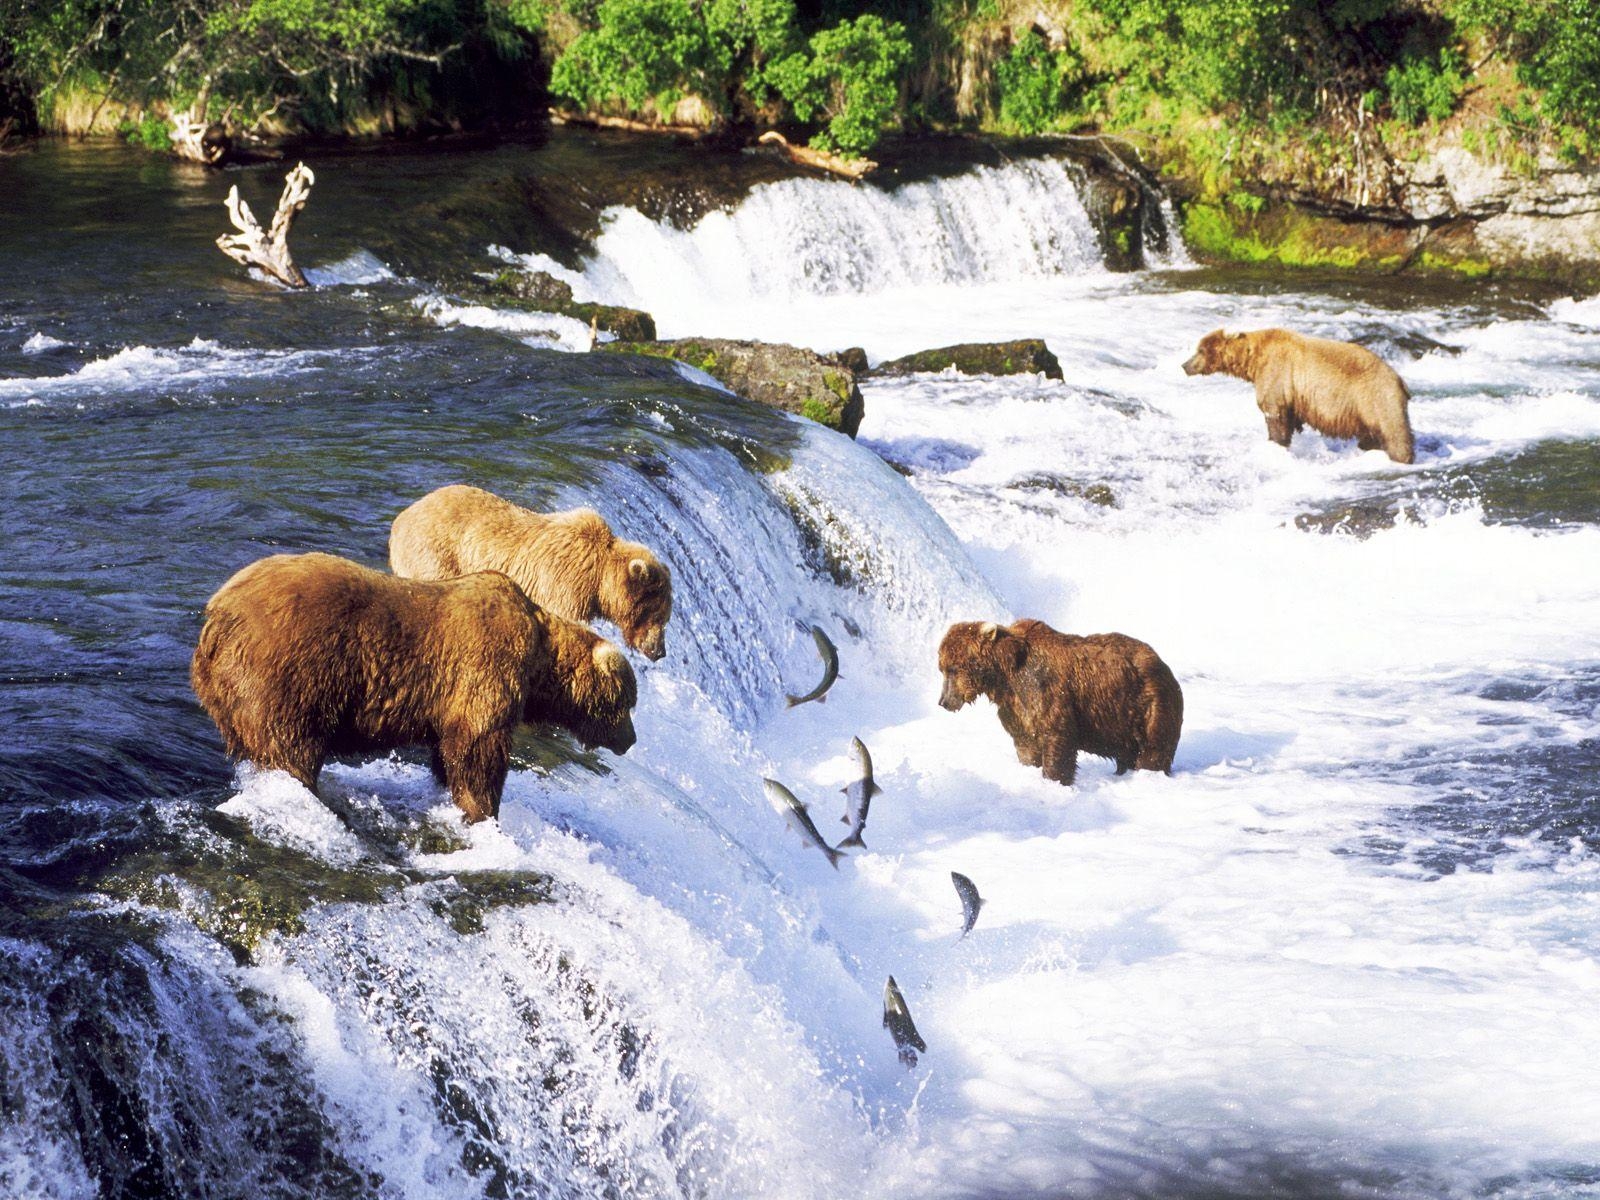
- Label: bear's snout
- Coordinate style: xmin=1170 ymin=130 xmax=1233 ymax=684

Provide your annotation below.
xmin=1181 ymin=352 xmax=1204 ymax=376
xmin=938 ymin=675 xmax=966 ymax=711
xmin=602 ymin=720 xmax=637 ymax=755
xmin=637 ymin=631 xmax=667 ymax=662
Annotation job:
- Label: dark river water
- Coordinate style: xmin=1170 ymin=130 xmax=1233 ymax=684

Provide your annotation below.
xmin=2 ymin=133 xmax=1599 ymax=1199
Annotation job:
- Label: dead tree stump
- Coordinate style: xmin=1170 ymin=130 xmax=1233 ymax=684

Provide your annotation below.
xmin=216 ymin=162 xmax=315 ymax=289
xmin=171 ymin=115 xmax=232 ymax=165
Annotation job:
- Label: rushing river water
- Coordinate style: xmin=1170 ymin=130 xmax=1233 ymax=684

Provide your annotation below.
xmin=3 ymin=132 xmax=1599 ymax=1200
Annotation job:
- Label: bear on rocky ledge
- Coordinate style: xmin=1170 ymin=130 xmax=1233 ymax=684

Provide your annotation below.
xmin=191 ymin=552 xmax=637 ymax=823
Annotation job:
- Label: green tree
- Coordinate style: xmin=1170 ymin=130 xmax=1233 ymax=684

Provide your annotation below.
xmin=768 ymin=13 xmax=910 ymax=155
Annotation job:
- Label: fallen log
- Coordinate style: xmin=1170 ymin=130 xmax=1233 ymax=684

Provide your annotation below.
xmin=550 ymin=109 xmax=709 ymax=139
xmin=216 ymin=162 xmax=314 ymax=289
xmin=756 ymin=131 xmax=876 ymax=181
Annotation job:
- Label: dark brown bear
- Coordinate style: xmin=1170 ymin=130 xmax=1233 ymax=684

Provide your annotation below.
xmin=191 ymin=552 xmax=637 ymax=823
xmin=1183 ymin=327 xmax=1415 ymax=464
xmin=937 ymin=619 xmax=1183 ymax=785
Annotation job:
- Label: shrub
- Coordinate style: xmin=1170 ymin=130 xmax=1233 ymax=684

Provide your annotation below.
xmin=996 ymin=30 xmax=1078 ymax=135
xmin=767 ymin=14 xmax=910 ymax=156
xmin=1385 ymin=48 xmax=1464 ymax=125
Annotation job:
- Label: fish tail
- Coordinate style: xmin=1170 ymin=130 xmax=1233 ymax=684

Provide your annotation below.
xmin=784 ymin=694 xmax=802 ymax=707
xmin=838 ymin=831 xmax=866 ymax=850
xmin=826 ymin=845 xmax=846 ymax=870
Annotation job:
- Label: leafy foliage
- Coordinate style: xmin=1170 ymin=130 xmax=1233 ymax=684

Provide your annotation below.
xmin=1384 ymin=48 xmax=1464 ymax=125
xmin=994 ymin=29 xmax=1079 ymax=135
xmin=766 ymin=14 xmax=909 ymax=155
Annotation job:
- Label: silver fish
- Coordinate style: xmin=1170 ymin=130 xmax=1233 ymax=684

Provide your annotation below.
xmin=785 ymin=626 xmax=839 ymax=707
xmin=763 ymin=778 xmax=846 ymax=870
xmin=838 ymin=736 xmax=881 ymax=850
xmin=951 ymin=871 xmax=985 ymax=938
xmin=882 ymin=975 xmax=926 ymax=1069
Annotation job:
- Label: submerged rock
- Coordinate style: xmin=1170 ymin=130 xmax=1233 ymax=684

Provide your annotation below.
xmin=471 ymin=269 xmax=658 ymax=342
xmin=600 ymin=337 xmax=865 ymax=436
xmin=871 ymin=339 xmax=1063 ymax=380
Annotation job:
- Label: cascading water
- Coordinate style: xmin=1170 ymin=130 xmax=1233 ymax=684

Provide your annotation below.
xmin=5 ymin=137 xmax=1600 ymax=1200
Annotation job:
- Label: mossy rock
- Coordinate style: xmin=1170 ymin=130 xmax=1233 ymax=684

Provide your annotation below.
xmin=871 ymin=339 xmax=1063 ymax=380
xmin=599 ymin=337 xmax=865 ymax=437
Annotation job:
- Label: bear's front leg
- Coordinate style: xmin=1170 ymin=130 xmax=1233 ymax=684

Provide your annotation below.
xmin=1039 ymin=735 xmax=1079 ymax=786
xmin=1264 ymin=412 xmax=1294 ymax=448
xmin=439 ymin=726 xmax=512 ymax=823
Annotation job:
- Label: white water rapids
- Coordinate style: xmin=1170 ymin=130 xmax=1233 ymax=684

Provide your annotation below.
xmin=15 ymin=154 xmax=1598 ymax=1199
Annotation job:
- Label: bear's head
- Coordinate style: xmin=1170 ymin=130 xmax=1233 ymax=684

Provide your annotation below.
xmin=603 ymin=543 xmax=673 ymax=662
xmin=937 ymin=621 xmax=1028 ymax=711
xmin=532 ymin=621 xmax=639 ymax=755
xmin=1182 ymin=329 xmax=1253 ymax=379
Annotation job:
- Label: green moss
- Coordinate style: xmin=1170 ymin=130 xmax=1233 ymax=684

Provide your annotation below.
xmin=820 ymin=369 xmax=851 ymax=403
xmin=1418 ymin=251 xmax=1494 ymax=278
xmin=801 ymin=397 xmax=834 ymax=425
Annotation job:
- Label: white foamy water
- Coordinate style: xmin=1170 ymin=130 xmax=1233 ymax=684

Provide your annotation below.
xmin=412 ymin=294 xmax=596 ymax=351
xmin=304 ymin=248 xmax=396 ymax=288
xmin=0 ymin=336 xmax=358 ymax=406
xmin=188 ymin=160 xmax=1600 ymax=1197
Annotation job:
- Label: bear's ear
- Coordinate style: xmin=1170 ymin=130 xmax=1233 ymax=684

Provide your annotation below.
xmin=979 ymin=621 xmax=1000 ymax=642
xmin=628 ymin=558 xmax=654 ymax=584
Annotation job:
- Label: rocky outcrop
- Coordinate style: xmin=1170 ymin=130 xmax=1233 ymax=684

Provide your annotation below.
xmin=872 ymin=339 xmax=1062 ymax=379
xmin=598 ymin=338 xmax=865 ymax=436
xmin=1394 ymin=147 xmax=1600 ymax=282
xmin=477 ymin=270 xmax=657 ymax=341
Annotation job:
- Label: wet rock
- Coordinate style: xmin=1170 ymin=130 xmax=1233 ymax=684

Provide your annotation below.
xmin=477 ymin=269 xmax=658 ymax=341
xmin=599 ymin=337 xmax=865 ymax=436
xmin=1009 ymin=474 xmax=1117 ymax=506
xmin=871 ymin=339 xmax=1063 ymax=380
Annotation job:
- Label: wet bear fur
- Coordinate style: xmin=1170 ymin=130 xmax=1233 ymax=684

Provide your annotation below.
xmin=1183 ymin=327 xmax=1415 ymax=464
xmin=191 ymin=552 xmax=637 ymax=823
xmin=938 ymin=619 xmax=1183 ymax=785
xmin=389 ymin=484 xmax=673 ymax=660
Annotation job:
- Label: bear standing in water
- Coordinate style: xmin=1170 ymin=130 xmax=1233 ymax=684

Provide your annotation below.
xmin=1183 ymin=327 xmax=1415 ymax=464
xmin=390 ymin=485 xmax=673 ymax=661
xmin=938 ymin=619 xmax=1183 ymax=786
xmin=191 ymin=552 xmax=637 ymax=823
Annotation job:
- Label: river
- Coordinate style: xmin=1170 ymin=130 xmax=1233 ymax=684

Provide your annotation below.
xmin=3 ymin=131 xmax=1599 ymax=1199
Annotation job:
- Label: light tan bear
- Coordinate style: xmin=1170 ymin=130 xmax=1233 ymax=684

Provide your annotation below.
xmin=191 ymin=552 xmax=637 ymax=823
xmin=1183 ymin=328 xmax=1415 ymax=464
xmin=390 ymin=485 xmax=672 ymax=661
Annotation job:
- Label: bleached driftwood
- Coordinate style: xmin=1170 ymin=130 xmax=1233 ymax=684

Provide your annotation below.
xmin=170 ymin=114 xmax=231 ymax=165
xmin=216 ymin=162 xmax=315 ymax=289
xmin=757 ymin=131 xmax=876 ymax=181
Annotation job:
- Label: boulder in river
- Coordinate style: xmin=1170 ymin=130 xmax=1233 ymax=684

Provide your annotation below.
xmin=474 ymin=269 xmax=658 ymax=342
xmin=871 ymin=339 xmax=1063 ymax=380
xmin=600 ymin=338 xmax=865 ymax=437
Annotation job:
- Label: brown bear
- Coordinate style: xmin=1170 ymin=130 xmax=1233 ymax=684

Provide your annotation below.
xmin=190 ymin=552 xmax=637 ymax=823
xmin=937 ymin=619 xmax=1183 ymax=786
xmin=389 ymin=485 xmax=673 ymax=661
xmin=1182 ymin=328 xmax=1415 ymax=464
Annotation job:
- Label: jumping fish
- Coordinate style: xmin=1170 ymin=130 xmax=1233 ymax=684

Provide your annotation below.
xmin=785 ymin=625 xmax=839 ymax=707
xmin=837 ymin=736 xmax=881 ymax=850
xmin=882 ymin=975 xmax=927 ymax=1069
xmin=763 ymin=778 xmax=846 ymax=870
xmin=951 ymin=871 xmax=985 ymax=938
